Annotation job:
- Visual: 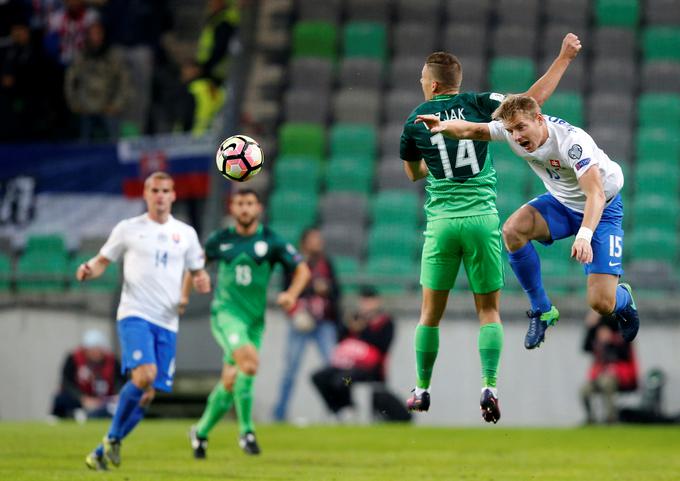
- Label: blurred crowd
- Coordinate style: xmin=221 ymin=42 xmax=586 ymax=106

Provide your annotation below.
xmin=0 ymin=0 xmax=239 ymax=143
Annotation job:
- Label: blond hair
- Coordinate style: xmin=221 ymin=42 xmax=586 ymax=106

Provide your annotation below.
xmin=144 ymin=171 xmax=174 ymax=189
xmin=492 ymin=95 xmax=541 ymax=122
xmin=425 ymin=52 xmax=463 ymax=91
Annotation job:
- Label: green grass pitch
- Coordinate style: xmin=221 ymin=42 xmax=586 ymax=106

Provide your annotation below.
xmin=1 ymin=421 xmax=679 ymax=480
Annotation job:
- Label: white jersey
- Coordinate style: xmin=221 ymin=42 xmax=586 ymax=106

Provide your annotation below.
xmin=488 ymin=115 xmax=624 ymax=213
xmin=100 ymin=214 xmax=205 ymax=332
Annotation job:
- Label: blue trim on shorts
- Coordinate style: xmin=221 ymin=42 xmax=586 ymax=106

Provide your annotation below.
xmin=117 ymin=316 xmax=177 ymax=392
xmin=527 ymin=193 xmax=624 ymax=276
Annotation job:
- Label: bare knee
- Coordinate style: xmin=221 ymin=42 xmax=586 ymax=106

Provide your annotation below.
xmin=502 ymin=219 xmax=525 ymax=251
xmin=131 ymin=364 xmax=157 ymax=389
xmin=588 ymin=294 xmax=615 ymax=316
xmin=240 ymin=358 xmax=259 ymax=376
xmin=234 ymin=347 xmax=259 ymax=376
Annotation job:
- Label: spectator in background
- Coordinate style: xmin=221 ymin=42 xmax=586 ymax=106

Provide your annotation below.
xmin=196 ymin=0 xmax=239 ymax=84
xmin=581 ymin=311 xmax=638 ymax=424
xmin=312 ymin=286 xmax=409 ymax=422
xmin=176 ymin=59 xmax=225 ymax=137
xmin=52 ymin=329 xmax=125 ymax=420
xmin=272 ymin=228 xmax=341 ymax=422
xmin=64 ymin=21 xmax=130 ymax=141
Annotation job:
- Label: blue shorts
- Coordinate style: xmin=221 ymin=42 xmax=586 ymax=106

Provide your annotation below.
xmin=117 ymin=316 xmax=177 ymax=392
xmin=528 ymin=193 xmax=624 ymax=276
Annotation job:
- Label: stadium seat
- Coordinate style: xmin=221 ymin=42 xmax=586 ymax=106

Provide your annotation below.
xmin=292 ymin=21 xmax=337 ymax=59
xmin=330 ymin=123 xmax=377 ymax=158
xmin=325 ymin=155 xmax=375 ymax=194
xmin=592 ymin=27 xmax=637 ymax=60
xmin=273 ymin=156 xmax=323 ymax=193
xmin=588 ymin=125 xmax=634 ymax=162
xmin=380 ymin=122 xmax=405 ymax=158
xmin=445 ymin=0 xmax=491 ymax=24
xmin=633 ymin=162 xmax=680 ymax=197
xmin=545 ymin=0 xmax=591 ymax=29
xmin=278 ymin=123 xmax=326 ymax=159
xmin=320 ymin=192 xmax=369 ymax=226
xmin=590 ymin=58 xmax=636 ymax=93
xmin=644 ymin=0 xmax=680 ymax=25
xmin=268 ymin=190 xmax=318 ymax=227
xmin=333 ymin=88 xmax=381 ymax=125
xmin=16 ymin=251 xmax=68 ymax=293
xmin=629 ymin=228 xmax=678 ymax=262
xmin=641 ymin=61 xmax=680 ymax=93
xmin=284 ymin=89 xmax=330 ymax=124
xmin=390 ymin=56 xmax=426 ymax=90
xmin=376 ymin=159 xmax=425 ymax=192
xmin=392 ymin=22 xmax=438 ymax=58
xmin=385 ymin=90 xmax=424 ymax=124
xmin=0 ymin=253 xmax=11 ymax=291
xmin=542 ymin=93 xmax=585 ymax=126
xmin=539 ymin=55 xmax=586 ymax=93
xmin=363 ymin=256 xmax=419 ymax=294
xmin=443 ymin=23 xmax=488 ymax=58
xmin=595 ymin=0 xmax=639 ymax=28
xmin=339 ymin=58 xmax=383 ymax=90
xmin=343 ymin=22 xmax=387 ymax=61
xmin=489 ymin=57 xmax=535 ymax=93
xmin=321 ymin=223 xmax=367 ymax=258
xmin=269 ymin=221 xmax=307 ymax=245
xmin=492 ymin=25 xmax=537 ymax=58
xmin=371 ymin=190 xmax=420 ymax=226
xmin=24 ymin=234 xmax=66 ymax=255
xmin=638 ymin=94 xmax=680 ymax=129
xmin=297 ymin=0 xmax=342 ymax=23
xmin=345 ymin=0 xmax=391 ymax=22
xmin=496 ymin=190 xmax=526 ymax=222
xmin=288 ymin=58 xmax=334 ymax=94
xmin=540 ymin=24 xmax=590 ymax=60
xmin=332 ymin=255 xmax=361 ymax=292
xmin=396 ymin=0 xmax=442 ymax=22
xmin=632 ymin=194 xmax=680 ymax=229
xmin=497 ymin=0 xmax=540 ymax=27
xmin=588 ymin=94 xmax=635 ymax=129
xmin=642 ymin=27 xmax=680 ymax=62
xmin=367 ymin=225 xmax=421 ymax=261
xmin=457 ymin=56 xmax=486 ymax=92
xmin=635 ymin=127 xmax=680 ymax=161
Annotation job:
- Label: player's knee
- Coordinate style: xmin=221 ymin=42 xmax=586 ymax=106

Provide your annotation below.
xmin=588 ymin=297 xmax=615 ymax=316
xmin=501 ymin=220 xmax=523 ymax=249
xmin=241 ymin=358 xmax=258 ymax=376
xmin=132 ymin=365 xmax=157 ymax=388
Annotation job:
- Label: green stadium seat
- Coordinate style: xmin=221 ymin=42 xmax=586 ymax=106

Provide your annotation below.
xmin=325 ymin=155 xmax=374 ymax=194
xmin=371 ymin=190 xmax=420 ymax=226
xmin=542 ymin=93 xmax=585 ymax=126
xmin=631 ymin=194 xmax=680 ymax=230
xmin=70 ymin=253 xmax=120 ymax=292
xmin=268 ymin=222 xmax=307 ymax=245
xmin=332 ymin=255 xmax=361 ymax=292
xmin=24 ymin=234 xmax=66 ymax=255
xmin=273 ymin=156 xmax=323 ymax=194
xmin=0 ymin=253 xmax=11 ymax=291
xmin=343 ymin=22 xmax=387 ymax=61
xmin=16 ymin=251 xmax=68 ymax=293
xmin=330 ymin=123 xmax=376 ymax=158
xmin=279 ymin=123 xmax=326 ymax=159
xmin=595 ymin=0 xmax=639 ymax=28
xmin=633 ymin=161 xmax=680 ymax=197
xmin=629 ymin=228 xmax=678 ymax=262
xmin=496 ymin=190 xmax=525 ymax=222
xmin=367 ymin=225 xmax=421 ymax=261
xmin=638 ymin=94 xmax=680 ymax=129
xmin=268 ymin=190 xmax=318 ymax=227
xmin=363 ymin=257 xmax=419 ymax=294
xmin=642 ymin=27 xmax=680 ymax=62
xmin=292 ymin=21 xmax=337 ymax=60
xmin=635 ymin=127 xmax=680 ymax=162
xmin=489 ymin=57 xmax=535 ymax=93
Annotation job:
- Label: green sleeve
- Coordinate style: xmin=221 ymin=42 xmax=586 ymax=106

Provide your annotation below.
xmin=475 ymin=92 xmax=506 ymax=120
xmin=400 ymin=120 xmax=421 ymax=162
xmin=204 ymin=230 xmax=221 ymax=262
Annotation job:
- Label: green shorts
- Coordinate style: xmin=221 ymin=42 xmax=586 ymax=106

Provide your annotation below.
xmin=210 ymin=307 xmax=264 ymax=365
xmin=420 ymin=214 xmax=504 ymax=294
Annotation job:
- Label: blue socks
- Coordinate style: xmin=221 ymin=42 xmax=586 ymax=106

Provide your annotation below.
xmin=508 ymin=242 xmax=552 ymax=313
xmin=107 ymin=381 xmax=144 ymax=441
xmin=613 ymin=285 xmax=633 ymax=313
xmin=119 ymin=405 xmax=146 ymax=439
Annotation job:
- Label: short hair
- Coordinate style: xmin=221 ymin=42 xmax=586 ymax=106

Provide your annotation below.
xmin=425 ymin=52 xmax=463 ymax=91
xmin=299 ymin=226 xmax=320 ymax=245
xmin=492 ymin=94 xmax=541 ymax=122
xmin=144 ymin=171 xmax=174 ymax=189
xmin=232 ymin=188 xmax=261 ymax=202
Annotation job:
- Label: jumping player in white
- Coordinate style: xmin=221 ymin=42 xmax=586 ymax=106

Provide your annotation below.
xmin=78 ymin=171 xmax=211 ymax=470
xmin=415 ymin=95 xmax=640 ymax=349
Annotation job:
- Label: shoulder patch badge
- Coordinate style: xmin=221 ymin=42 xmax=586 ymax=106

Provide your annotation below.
xmin=568 ymin=144 xmax=583 ymax=160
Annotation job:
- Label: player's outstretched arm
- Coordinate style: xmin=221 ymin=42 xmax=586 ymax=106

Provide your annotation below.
xmin=415 ymin=115 xmax=492 ymax=141
xmin=524 ymin=33 xmax=582 ymax=106
xmin=75 ymin=254 xmax=110 ymax=282
xmin=571 ymin=168 xmax=606 ymax=264
xmin=277 ymin=261 xmax=311 ymax=311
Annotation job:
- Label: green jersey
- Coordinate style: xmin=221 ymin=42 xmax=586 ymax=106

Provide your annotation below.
xmin=205 ymin=224 xmax=302 ymax=324
xmin=400 ymin=92 xmax=504 ymax=221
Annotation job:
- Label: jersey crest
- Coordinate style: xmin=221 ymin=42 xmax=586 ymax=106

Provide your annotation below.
xmin=254 ymin=240 xmax=269 ymax=257
xmin=550 ymin=159 xmax=561 ymax=169
xmin=568 ymin=144 xmax=583 ymax=160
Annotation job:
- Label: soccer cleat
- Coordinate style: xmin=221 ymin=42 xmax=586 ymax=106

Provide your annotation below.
xmin=524 ymin=306 xmax=560 ymax=349
xmin=189 ymin=425 xmax=208 ymax=459
xmin=480 ymin=388 xmax=501 ymax=424
xmin=102 ymin=436 xmax=121 ymax=467
xmin=406 ymin=389 xmax=431 ymax=412
xmin=616 ymin=283 xmax=639 ymax=342
xmin=239 ymin=431 xmax=261 ymax=455
xmin=85 ymin=451 xmax=108 ymax=471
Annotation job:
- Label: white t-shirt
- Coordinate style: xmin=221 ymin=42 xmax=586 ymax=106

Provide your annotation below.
xmin=100 ymin=214 xmax=205 ymax=332
xmin=488 ymin=115 xmax=624 ymax=213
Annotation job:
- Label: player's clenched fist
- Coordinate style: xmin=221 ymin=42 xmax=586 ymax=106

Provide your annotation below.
xmin=560 ymin=33 xmax=582 ymax=61
xmin=76 ymin=263 xmax=92 ymax=282
xmin=192 ymin=270 xmax=211 ymax=293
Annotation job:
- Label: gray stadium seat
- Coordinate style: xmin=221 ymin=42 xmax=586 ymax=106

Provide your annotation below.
xmin=588 ymin=126 xmax=633 ymax=163
xmin=641 ymin=62 xmax=680 ymax=93
xmin=540 ymin=24 xmax=589 ymax=59
xmin=321 ymin=223 xmax=366 ymax=258
xmin=333 ymin=88 xmax=381 ymax=124
xmin=339 ymin=58 xmax=383 ymax=90
xmin=587 ymin=94 xmax=635 ymax=129
xmin=545 ymin=0 xmax=590 ymax=29
xmin=445 ymin=0 xmax=491 ymax=25
xmin=458 ymin=56 xmax=486 ymax=92
xmin=592 ymin=27 xmax=637 ymax=60
xmin=497 ymin=0 xmax=540 ymax=27
xmin=288 ymin=58 xmax=334 ymax=93
xmin=320 ymin=193 xmax=368 ymax=226
xmin=346 ymin=0 xmax=390 ymax=22
xmin=385 ymin=90 xmax=422 ymax=123
xmin=393 ymin=22 xmax=439 ymax=58
xmin=443 ymin=23 xmax=488 ymax=58
xmin=539 ymin=56 xmax=585 ymax=93
xmin=377 ymin=158 xmax=425 ymax=192
xmin=492 ymin=25 xmax=537 ymax=57
xmin=644 ymin=0 xmax=680 ymax=25
xmin=389 ymin=56 xmax=424 ymax=90
xmin=284 ymin=89 xmax=329 ymax=123
xmin=298 ymin=0 xmax=341 ymax=23
xmin=380 ymin=123 xmax=406 ymax=158
xmin=396 ymin=0 xmax=442 ymax=22
xmin=590 ymin=58 xmax=636 ymax=93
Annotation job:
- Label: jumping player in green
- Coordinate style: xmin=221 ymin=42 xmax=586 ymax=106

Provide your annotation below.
xmin=189 ymin=189 xmax=311 ymax=456
xmin=402 ymin=33 xmax=582 ymax=423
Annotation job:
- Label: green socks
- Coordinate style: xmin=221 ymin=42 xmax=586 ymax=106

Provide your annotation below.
xmin=478 ymin=322 xmax=504 ymax=388
xmin=415 ymin=325 xmax=439 ymax=389
xmin=196 ymin=382 xmax=234 ymax=438
xmin=233 ymin=372 xmax=255 ymax=435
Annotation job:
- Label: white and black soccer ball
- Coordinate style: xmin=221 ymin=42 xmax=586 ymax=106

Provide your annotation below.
xmin=215 ymin=134 xmax=264 ymax=182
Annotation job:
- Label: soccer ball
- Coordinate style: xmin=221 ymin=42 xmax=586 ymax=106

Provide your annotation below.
xmin=215 ymin=134 xmax=264 ymax=182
